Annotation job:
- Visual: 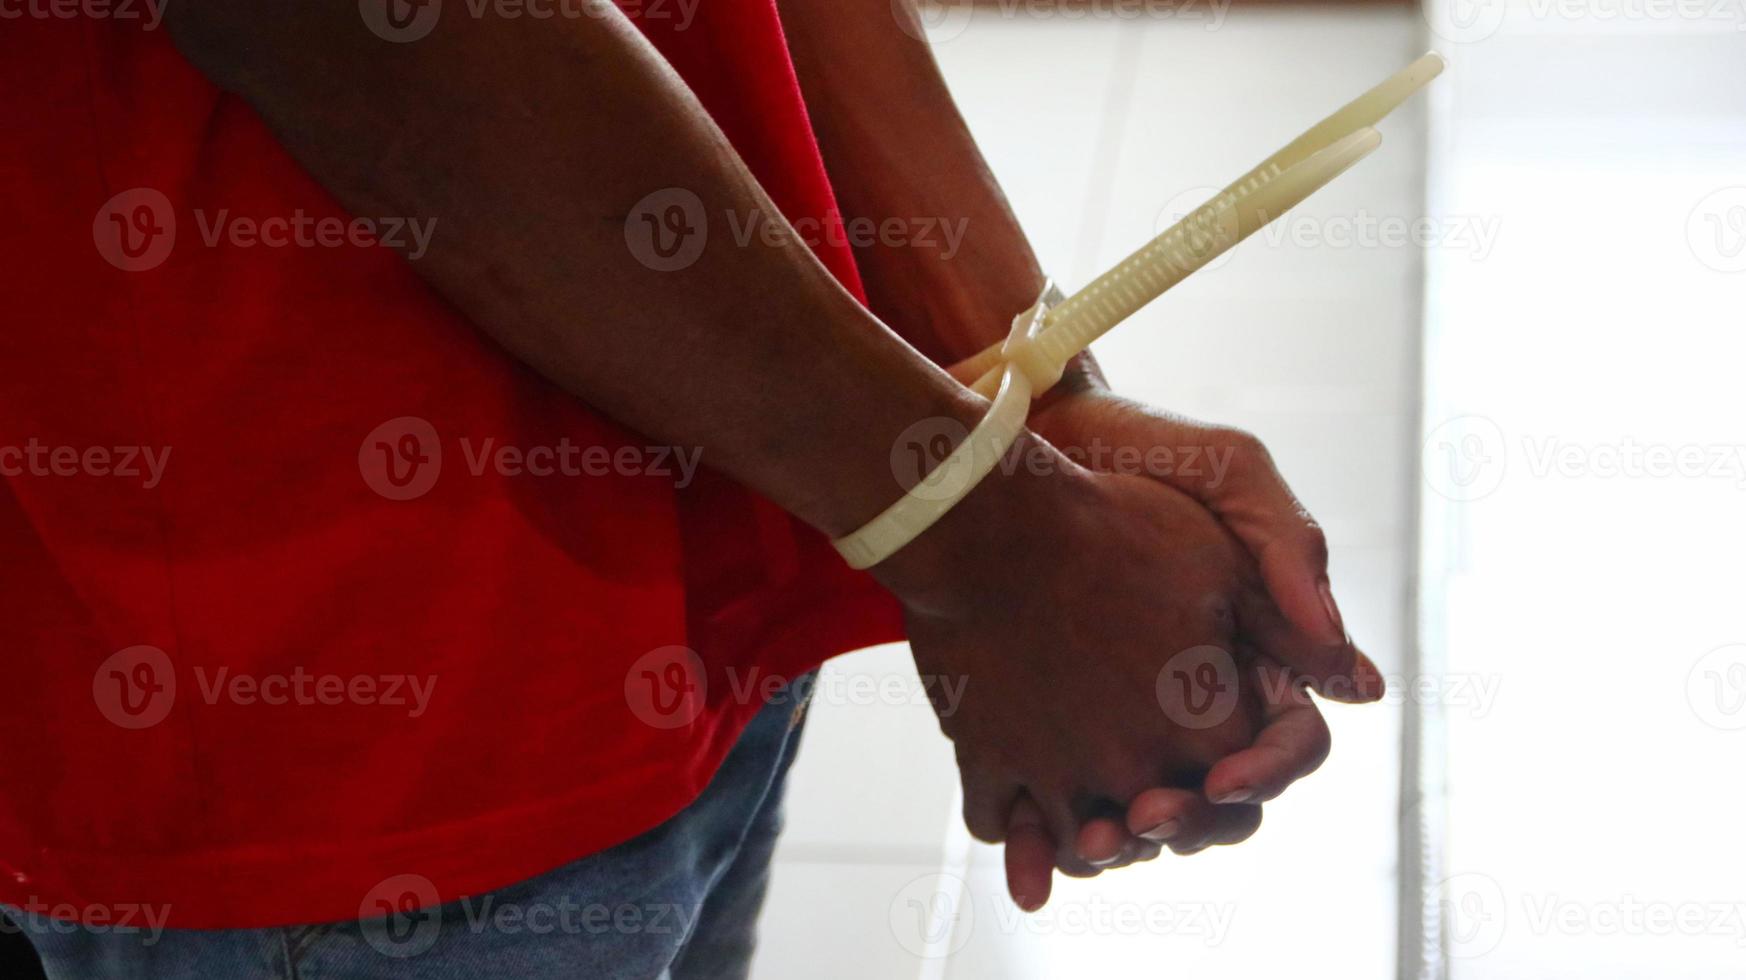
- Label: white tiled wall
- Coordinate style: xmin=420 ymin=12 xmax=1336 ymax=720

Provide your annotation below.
xmin=1420 ymin=8 xmax=1746 ymax=979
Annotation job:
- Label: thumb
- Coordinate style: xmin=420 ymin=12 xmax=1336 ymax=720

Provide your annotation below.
xmin=1203 ymin=432 xmax=1384 ymax=702
xmin=1056 ymin=402 xmax=1384 ymax=700
xmin=1245 ymin=508 xmax=1385 ymax=703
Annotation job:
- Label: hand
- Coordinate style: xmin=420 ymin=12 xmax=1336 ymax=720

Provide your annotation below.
xmin=1001 ymin=653 xmax=1330 ymax=910
xmin=984 ymin=383 xmax=1385 ymax=908
xmin=873 ymin=437 xmax=1278 ymax=879
xmin=1029 ymin=384 xmax=1383 ymax=700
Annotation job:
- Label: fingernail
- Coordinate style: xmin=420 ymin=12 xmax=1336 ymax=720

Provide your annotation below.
xmin=1138 ymin=820 xmax=1180 ymax=842
xmin=1014 ymin=894 xmax=1044 ymax=913
xmin=1317 ymin=577 xmax=1347 ymax=645
xmin=1086 ymin=853 xmax=1122 ymax=868
xmin=1210 ymin=788 xmax=1254 ymax=805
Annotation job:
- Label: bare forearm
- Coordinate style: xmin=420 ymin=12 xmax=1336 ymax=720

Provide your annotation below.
xmin=778 ymin=0 xmax=1051 ymax=365
xmin=164 ymin=1 xmax=987 ymax=537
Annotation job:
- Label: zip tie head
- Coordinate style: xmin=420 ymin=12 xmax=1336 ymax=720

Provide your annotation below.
xmin=999 ymin=279 xmax=1068 ymax=394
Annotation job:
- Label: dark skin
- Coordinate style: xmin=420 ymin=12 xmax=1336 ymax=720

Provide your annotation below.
xmin=163 ymin=0 xmax=1380 ymax=912
xmin=779 ymin=0 xmax=1381 ymax=901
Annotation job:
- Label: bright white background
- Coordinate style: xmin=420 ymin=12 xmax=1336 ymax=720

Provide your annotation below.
xmin=754 ymin=2 xmax=1746 ymax=978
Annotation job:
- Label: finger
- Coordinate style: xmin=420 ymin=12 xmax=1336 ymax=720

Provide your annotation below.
xmin=1172 ymin=803 xmax=1264 ymax=854
xmin=1125 ymin=787 xmax=1227 ymax=850
xmin=1074 ymin=817 xmax=1132 ymax=868
xmin=1237 ymin=584 xmax=1383 ymax=703
xmin=1075 ymin=819 xmax=1166 ymax=873
xmin=1034 ymin=793 xmax=1104 ymax=879
xmin=1125 ymin=788 xmax=1261 ymax=853
xmin=1251 ymin=505 xmax=1344 ymax=647
xmin=1003 ymin=795 xmax=1055 ymax=912
xmin=1203 ymin=657 xmax=1333 ymax=806
xmin=960 ymin=761 xmax=1021 ymax=845
xmin=1203 ymin=432 xmax=1384 ymax=702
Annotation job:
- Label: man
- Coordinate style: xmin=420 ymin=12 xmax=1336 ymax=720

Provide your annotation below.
xmin=0 ymin=0 xmax=1380 ymax=976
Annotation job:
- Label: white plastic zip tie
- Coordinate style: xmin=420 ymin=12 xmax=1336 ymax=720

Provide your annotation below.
xmin=832 ymin=53 xmax=1444 ymax=570
xmin=832 ymin=279 xmax=1062 ymax=571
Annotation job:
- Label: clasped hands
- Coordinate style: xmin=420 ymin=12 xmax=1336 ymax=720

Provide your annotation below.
xmin=871 ymin=382 xmax=1384 ymax=911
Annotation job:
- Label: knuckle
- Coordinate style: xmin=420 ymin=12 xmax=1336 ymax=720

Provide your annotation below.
xmin=963 ymin=807 xmax=1006 ymax=844
xmin=1218 ymin=426 xmax=1268 ymax=460
xmin=958 ymin=786 xmax=1009 ymax=844
xmin=1304 ymin=719 xmax=1334 ymax=772
xmin=1199 ymin=592 xmax=1238 ymax=635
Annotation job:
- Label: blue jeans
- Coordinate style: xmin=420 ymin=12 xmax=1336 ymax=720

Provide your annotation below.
xmin=10 ymin=677 xmax=815 ymax=980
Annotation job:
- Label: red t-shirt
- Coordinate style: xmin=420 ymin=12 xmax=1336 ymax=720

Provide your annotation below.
xmin=0 ymin=0 xmax=901 ymax=927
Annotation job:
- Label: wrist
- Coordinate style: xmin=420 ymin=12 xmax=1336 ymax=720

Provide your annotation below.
xmin=869 ymin=429 xmax=1090 ymax=616
xmin=1035 ymin=351 xmax=1109 ymax=409
xmin=861 ymin=230 xmax=1049 ymax=366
